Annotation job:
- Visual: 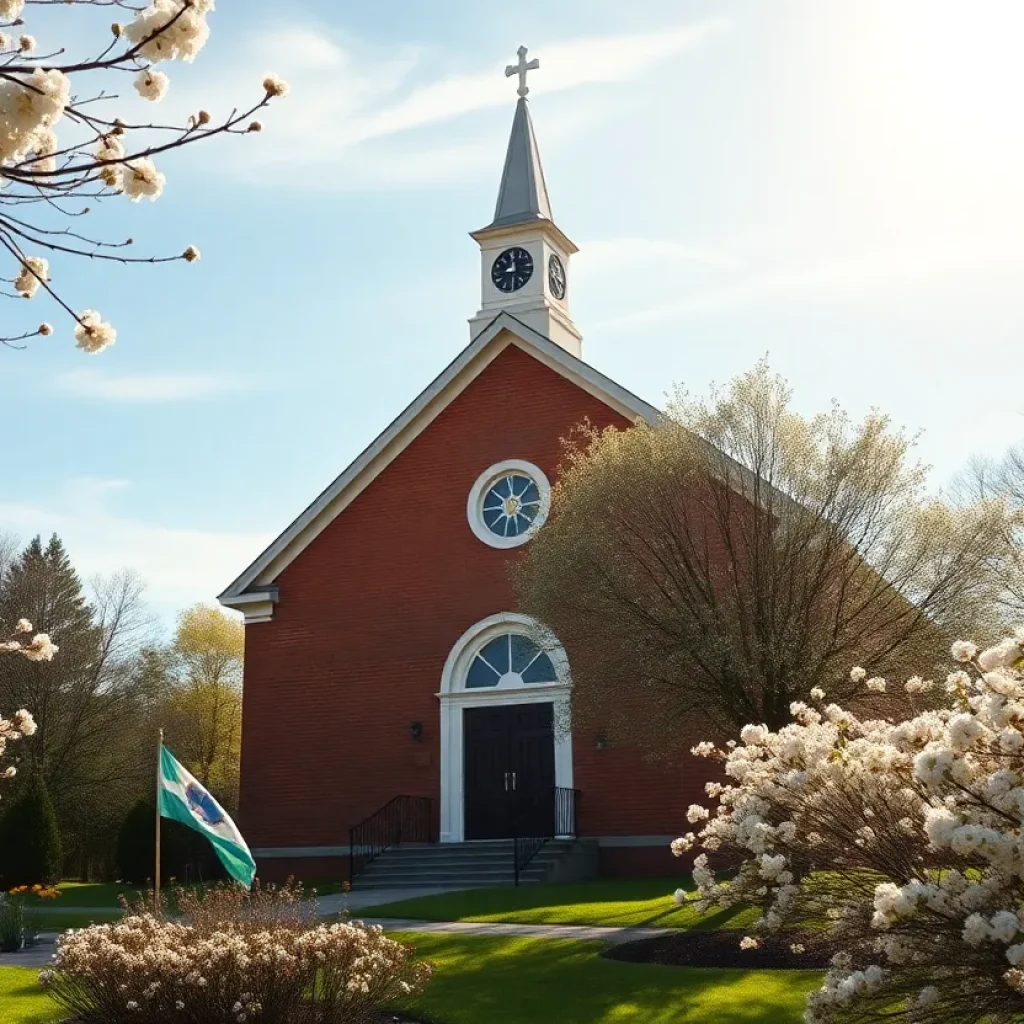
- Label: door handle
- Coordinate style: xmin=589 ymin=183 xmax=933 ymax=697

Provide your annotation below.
xmin=504 ymin=772 xmax=510 ymax=792
xmin=512 ymin=772 xmax=517 ymax=791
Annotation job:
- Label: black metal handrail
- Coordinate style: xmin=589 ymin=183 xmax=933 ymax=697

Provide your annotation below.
xmin=349 ymin=795 xmax=432 ymax=886
xmin=513 ymin=786 xmax=579 ymax=886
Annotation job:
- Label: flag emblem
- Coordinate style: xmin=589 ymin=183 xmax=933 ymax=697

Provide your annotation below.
xmin=185 ymin=781 xmax=225 ymax=826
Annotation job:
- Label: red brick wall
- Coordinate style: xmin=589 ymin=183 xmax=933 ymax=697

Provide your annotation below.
xmin=239 ymin=340 xmax=706 ymax=872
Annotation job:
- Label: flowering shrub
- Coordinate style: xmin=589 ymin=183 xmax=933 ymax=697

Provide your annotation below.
xmin=41 ymin=882 xmax=432 ymax=1023
xmin=677 ymin=629 xmax=1024 ymax=1023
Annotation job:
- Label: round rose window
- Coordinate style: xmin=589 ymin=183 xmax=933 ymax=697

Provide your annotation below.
xmin=467 ymin=460 xmax=551 ymax=549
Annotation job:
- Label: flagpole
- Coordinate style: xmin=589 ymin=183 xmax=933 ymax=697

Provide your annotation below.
xmin=155 ymin=727 xmax=163 ymax=904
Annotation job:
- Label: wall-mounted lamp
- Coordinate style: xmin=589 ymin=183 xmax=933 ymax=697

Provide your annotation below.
xmin=410 ymin=721 xmax=423 ymax=743
xmin=594 ymin=733 xmax=607 ymax=751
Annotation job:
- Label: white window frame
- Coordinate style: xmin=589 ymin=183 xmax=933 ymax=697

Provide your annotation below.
xmin=466 ymin=459 xmax=551 ymax=549
xmin=437 ymin=612 xmax=573 ymax=843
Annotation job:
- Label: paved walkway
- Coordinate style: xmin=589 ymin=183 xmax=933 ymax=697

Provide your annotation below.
xmin=0 ymin=887 xmax=668 ymax=970
xmin=359 ymin=916 xmax=670 ymax=944
xmin=318 ymin=887 xmax=468 ymax=916
xmin=0 ymin=937 xmax=57 ymax=968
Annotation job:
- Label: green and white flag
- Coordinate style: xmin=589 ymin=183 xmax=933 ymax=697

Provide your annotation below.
xmin=158 ymin=745 xmax=256 ymax=887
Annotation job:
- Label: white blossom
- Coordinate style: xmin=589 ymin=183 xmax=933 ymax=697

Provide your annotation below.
xmin=810 ymin=687 xmax=826 ymax=701
xmin=866 ymin=677 xmax=886 ymax=693
xmin=21 ymin=633 xmax=58 ymax=662
xmin=122 ymin=157 xmax=165 ymax=202
xmin=686 ymin=803 xmax=710 ymax=823
xmin=14 ymin=256 xmax=48 ymax=298
xmin=0 ymin=68 xmax=70 ymax=167
xmin=739 ymin=936 xmax=760 ymax=950
xmin=952 ymin=640 xmax=979 ymax=662
xmin=904 ymin=675 xmax=933 ymax=694
xmin=0 ymin=1 xmax=24 ymax=24
xmin=670 ymin=834 xmax=695 ymax=856
xmin=979 ymin=639 xmax=1022 ymax=672
xmin=741 ymin=724 xmax=770 ymax=746
xmin=262 ymin=73 xmax=289 ymax=97
xmin=74 ymin=311 xmax=116 ymax=354
xmin=850 ymin=666 xmax=867 ymax=682
xmin=124 ymin=0 xmax=213 ymax=64
xmin=13 ymin=710 xmax=36 ymax=736
xmin=133 ymin=69 xmax=169 ymax=102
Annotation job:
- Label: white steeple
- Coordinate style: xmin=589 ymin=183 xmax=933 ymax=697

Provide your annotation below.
xmin=468 ymin=47 xmax=582 ymax=358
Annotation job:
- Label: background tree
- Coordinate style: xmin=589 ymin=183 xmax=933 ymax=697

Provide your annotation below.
xmin=0 ymin=0 xmax=287 ymax=351
xmin=0 ymin=536 xmax=156 ymax=876
xmin=515 ymin=362 xmax=1011 ymax=746
xmin=959 ymin=443 xmax=1024 ymax=623
xmin=162 ymin=604 xmax=243 ymax=810
xmin=0 ymin=771 xmax=61 ymax=885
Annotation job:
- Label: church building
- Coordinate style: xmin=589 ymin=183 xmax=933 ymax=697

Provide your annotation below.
xmin=219 ymin=49 xmax=701 ymax=885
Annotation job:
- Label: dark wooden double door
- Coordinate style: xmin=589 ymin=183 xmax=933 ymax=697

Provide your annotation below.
xmin=463 ymin=702 xmax=555 ymax=840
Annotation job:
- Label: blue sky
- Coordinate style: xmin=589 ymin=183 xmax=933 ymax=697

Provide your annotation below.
xmin=2 ymin=0 xmax=1022 ymax=624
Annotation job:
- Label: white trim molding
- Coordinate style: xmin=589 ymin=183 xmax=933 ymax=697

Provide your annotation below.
xmin=220 ymin=588 xmax=278 ymax=624
xmin=466 ymin=459 xmax=551 ymax=549
xmin=438 ymin=612 xmax=572 ymax=843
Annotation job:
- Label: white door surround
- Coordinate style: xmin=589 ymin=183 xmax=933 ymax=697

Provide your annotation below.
xmin=437 ymin=612 xmax=573 ymax=843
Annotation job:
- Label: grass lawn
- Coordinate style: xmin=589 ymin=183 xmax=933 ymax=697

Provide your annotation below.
xmin=0 ymin=934 xmax=820 ymax=1024
xmin=368 ymin=878 xmax=758 ymax=930
xmin=396 ymin=932 xmax=819 ymax=1023
xmin=0 ymin=967 xmax=59 ymax=1024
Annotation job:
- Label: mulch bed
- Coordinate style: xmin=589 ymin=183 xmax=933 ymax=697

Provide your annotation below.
xmin=602 ymin=929 xmax=834 ymax=970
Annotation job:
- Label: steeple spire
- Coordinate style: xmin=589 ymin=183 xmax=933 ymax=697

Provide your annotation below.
xmin=468 ymin=45 xmax=581 ymax=357
xmin=487 ymin=96 xmax=553 ymax=229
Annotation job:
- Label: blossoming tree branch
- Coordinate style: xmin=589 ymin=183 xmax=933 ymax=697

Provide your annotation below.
xmin=0 ymin=618 xmax=51 ymax=782
xmin=676 ymin=630 xmax=1024 ymax=1023
xmin=0 ymin=0 xmax=288 ymax=351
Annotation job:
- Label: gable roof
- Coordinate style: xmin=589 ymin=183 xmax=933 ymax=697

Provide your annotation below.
xmin=218 ymin=313 xmax=660 ymax=610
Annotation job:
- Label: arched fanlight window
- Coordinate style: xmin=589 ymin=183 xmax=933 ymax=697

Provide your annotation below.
xmin=465 ymin=632 xmax=559 ymax=689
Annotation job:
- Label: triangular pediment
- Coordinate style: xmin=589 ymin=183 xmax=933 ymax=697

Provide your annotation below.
xmin=218 ymin=313 xmax=659 ymax=613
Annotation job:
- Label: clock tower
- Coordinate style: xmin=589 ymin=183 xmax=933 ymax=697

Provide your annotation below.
xmin=468 ymin=47 xmax=583 ymax=358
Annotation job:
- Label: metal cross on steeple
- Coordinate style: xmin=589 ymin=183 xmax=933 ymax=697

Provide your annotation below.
xmin=505 ymin=45 xmax=539 ymax=99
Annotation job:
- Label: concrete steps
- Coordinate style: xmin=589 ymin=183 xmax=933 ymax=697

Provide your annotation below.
xmin=352 ymin=839 xmax=597 ymax=890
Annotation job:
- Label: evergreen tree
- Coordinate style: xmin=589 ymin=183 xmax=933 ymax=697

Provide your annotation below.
xmin=0 ymin=537 xmax=155 ymax=878
xmin=0 ymin=535 xmax=99 ymax=785
xmin=0 ymin=773 xmax=62 ymax=885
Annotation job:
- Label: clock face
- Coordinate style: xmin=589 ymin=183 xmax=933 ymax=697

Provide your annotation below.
xmin=491 ymin=247 xmax=533 ymax=293
xmin=548 ymin=254 xmax=566 ymax=300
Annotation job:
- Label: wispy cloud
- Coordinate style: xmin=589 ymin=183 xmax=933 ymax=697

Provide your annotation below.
xmin=578 ymin=238 xmax=741 ymax=276
xmin=592 ymin=240 xmax=1024 ymax=332
xmin=0 ymin=479 xmax=271 ymax=615
xmin=168 ymin=19 xmax=729 ymax=187
xmin=56 ymin=369 xmax=252 ymax=402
